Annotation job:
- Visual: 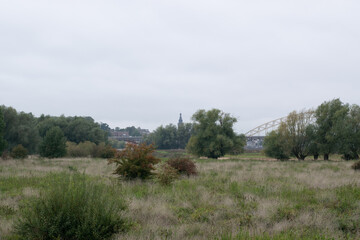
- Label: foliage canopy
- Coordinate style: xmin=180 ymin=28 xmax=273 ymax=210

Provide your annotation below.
xmin=186 ymin=109 xmax=245 ymax=158
xmin=40 ymin=126 xmax=67 ymax=158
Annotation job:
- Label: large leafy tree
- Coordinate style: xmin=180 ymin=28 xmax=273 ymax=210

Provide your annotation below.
xmin=37 ymin=115 xmax=68 ymax=138
xmin=315 ymin=99 xmax=349 ymax=160
xmin=263 ymin=126 xmax=291 ymax=161
xmin=144 ymin=123 xmax=193 ymax=149
xmin=186 ymin=109 xmax=244 ymax=158
xmin=64 ymin=117 xmax=106 ymax=144
xmin=152 ymin=124 xmax=178 ymax=149
xmin=40 ymin=127 xmax=67 ymax=158
xmin=1 ymin=106 xmax=40 ymax=153
xmin=335 ymin=104 xmax=360 ymax=160
xmin=283 ymin=110 xmax=314 ymax=160
xmin=177 ymin=123 xmax=193 ymax=149
xmin=38 ymin=116 xmax=107 ymax=144
xmin=305 ymin=124 xmax=320 ymax=160
xmin=263 ymin=110 xmax=316 ymax=161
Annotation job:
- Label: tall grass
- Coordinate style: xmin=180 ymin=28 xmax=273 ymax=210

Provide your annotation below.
xmin=1 ymin=157 xmax=360 ymax=239
xmin=14 ymin=173 xmax=128 ymax=240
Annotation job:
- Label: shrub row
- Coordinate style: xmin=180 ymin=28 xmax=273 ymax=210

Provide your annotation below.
xmin=109 ymin=144 xmax=197 ymax=184
xmin=66 ymin=141 xmax=116 ymax=158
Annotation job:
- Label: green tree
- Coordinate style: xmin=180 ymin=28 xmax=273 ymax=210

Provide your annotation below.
xmin=283 ymin=110 xmax=314 ymax=160
xmin=177 ymin=123 xmax=193 ymax=149
xmin=144 ymin=123 xmax=193 ymax=149
xmin=315 ymin=99 xmax=349 ymax=160
xmin=0 ymin=108 xmax=7 ymax=155
xmin=65 ymin=117 xmax=107 ymax=144
xmin=263 ymin=126 xmax=291 ymax=161
xmin=152 ymin=124 xmax=178 ymax=149
xmin=305 ymin=124 xmax=320 ymax=160
xmin=186 ymin=109 xmax=244 ymax=159
xmin=40 ymin=127 xmax=67 ymax=158
xmin=1 ymin=106 xmax=40 ymax=153
xmin=37 ymin=115 xmax=68 ymax=138
xmin=125 ymin=126 xmax=141 ymax=136
xmin=335 ymin=104 xmax=360 ymax=160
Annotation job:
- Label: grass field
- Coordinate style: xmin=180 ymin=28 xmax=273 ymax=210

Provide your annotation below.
xmin=1 ymin=153 xmax=360 ymax=239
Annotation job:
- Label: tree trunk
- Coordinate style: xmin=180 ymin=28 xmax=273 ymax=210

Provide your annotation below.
xmin=324 ymin=153 xmax=329 ymax=160
xmin=313 ymin=153 xmax=319 ymax=160
xmin=296 ymin=153 xmax=306 ymax=160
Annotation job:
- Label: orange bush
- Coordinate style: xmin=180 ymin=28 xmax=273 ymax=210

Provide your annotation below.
xmin=109 ymin=143 xmax=160 ymax=180
xmin=167 ymin=157 xmax=197 ymax=176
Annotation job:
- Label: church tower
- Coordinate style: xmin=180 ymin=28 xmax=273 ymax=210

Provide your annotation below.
xmin=178 ymin=113 xmax=184 ymax=128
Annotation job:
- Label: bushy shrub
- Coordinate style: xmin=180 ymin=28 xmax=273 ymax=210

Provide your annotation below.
xmin=10 ymin=144 xmax=28 ymax=159
xmin=14 ymin=173 xmax=128 ymax=240
xmin=109 ymin=143 xmax=160 ymax=180
xmin=99 ymin=145 xmax=117 ymax=159
xmin=66 ymin=141 xmax=116 ymax=159
xmin=1 ymin=150 xmax=9 ymax=160
xmin=91 ymin=142 xmax=117 ymax=159
xmin=66 ymin=141 xmax=97 ymax=157
xmin=155 ymin=163 xmax=179 ymax=185
xmin=167 ymin=157 xmax=197 ymax=176
xmin=263 ymin=130 xmax=290 ymax=161
xmin=108 ymin=138 xmax=126 ymax=149
xmin=351 ymin=161 xmax=360 ymax=170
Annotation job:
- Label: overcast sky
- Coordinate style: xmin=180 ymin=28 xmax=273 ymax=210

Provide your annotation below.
xmin=1 ymin=0 xmax=360 ymax=133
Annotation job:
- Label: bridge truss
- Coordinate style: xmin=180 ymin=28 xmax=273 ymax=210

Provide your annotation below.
xmin=245 ymin=111 xmax=315 ymax=137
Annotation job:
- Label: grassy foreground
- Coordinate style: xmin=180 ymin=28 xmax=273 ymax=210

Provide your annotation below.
xmin=0 ymin=154 xmax=360 ymax=239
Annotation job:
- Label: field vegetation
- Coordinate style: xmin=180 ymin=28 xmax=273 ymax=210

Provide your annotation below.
xmin=1 ymin=152 xmax=360 ymax=239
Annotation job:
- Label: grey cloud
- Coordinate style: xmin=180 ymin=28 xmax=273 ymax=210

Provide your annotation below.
xmin=1 ymin=0 xmax=360 ymax=132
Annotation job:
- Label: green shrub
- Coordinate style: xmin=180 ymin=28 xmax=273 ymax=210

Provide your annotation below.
xmin=10 ymin=144 xmax=28 ymax=159
xmin=1 ymin=149 xmax=9 ymax=160
xmin=167 ymin=157 xmax=197 ymax=176
xmin=66 ymin=141 xmax=116 ymax=158
xmin=66 ymin=141 xmax=97 ymax=157
xmin=89 ymin=142 xmax=117 ymax=159
xmin=155 ymin=163 xmax=179 ymax=185
xmin=351 ymin=161 xmax=360 ymax=170
xmin=263 ymin=130 xmax=290 ymax=161
xmin=14 ymin=173 xmax=128 ymax=240
xmin=109 ymin=143 xmax=160 ymax=180
xmin=99 ymin=145 xmax=117 ymax=159
xmin=108 ymin=138 xmax=126 ymax=149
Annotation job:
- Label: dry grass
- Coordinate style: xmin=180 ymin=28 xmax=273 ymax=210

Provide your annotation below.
xmin=1 ymin=157 xmax=360 ymax=239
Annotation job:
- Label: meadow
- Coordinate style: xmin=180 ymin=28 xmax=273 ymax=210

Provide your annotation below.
xmin=0 ymin=153 xmax=359 ymax=239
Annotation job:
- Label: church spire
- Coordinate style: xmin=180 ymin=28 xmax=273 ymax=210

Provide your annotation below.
xmin=178 ymin=113 xmax=183 ymax=127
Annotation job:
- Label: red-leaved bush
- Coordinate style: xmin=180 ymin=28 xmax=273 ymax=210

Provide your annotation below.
xmin=167 ymin=157 xmax=197 ymax=176
xmin=108 ymin=143 xmax=160 ymax=180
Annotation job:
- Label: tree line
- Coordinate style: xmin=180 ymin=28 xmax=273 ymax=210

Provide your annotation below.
xmin=145 ymin=109 xmax=246 ymax=158
xmin=0 ymin=105 xmax=108 ymax=158
xmin=264 ymin=99 xmax=360 ymax=160
xmin=143 ymin=123 xmax=193 ymax=149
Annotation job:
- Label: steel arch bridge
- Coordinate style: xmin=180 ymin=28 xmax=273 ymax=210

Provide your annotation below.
xmin=245 ymin=111 xmax=315 ymax=137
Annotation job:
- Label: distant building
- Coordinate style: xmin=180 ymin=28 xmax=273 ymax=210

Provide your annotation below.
xmin=178 ymin=113 xmax=184 ymax=128
xmin=138 ymin=128 xmax=150 ymax=135
xmin=111 ymin=130 xmax=129 ymax=137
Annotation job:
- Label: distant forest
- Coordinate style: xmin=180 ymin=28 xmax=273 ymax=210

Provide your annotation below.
xmin=0 ymin=105 xmax=196 ymax=158
xmin=0 ymin=105 xmax=151 ymax=157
